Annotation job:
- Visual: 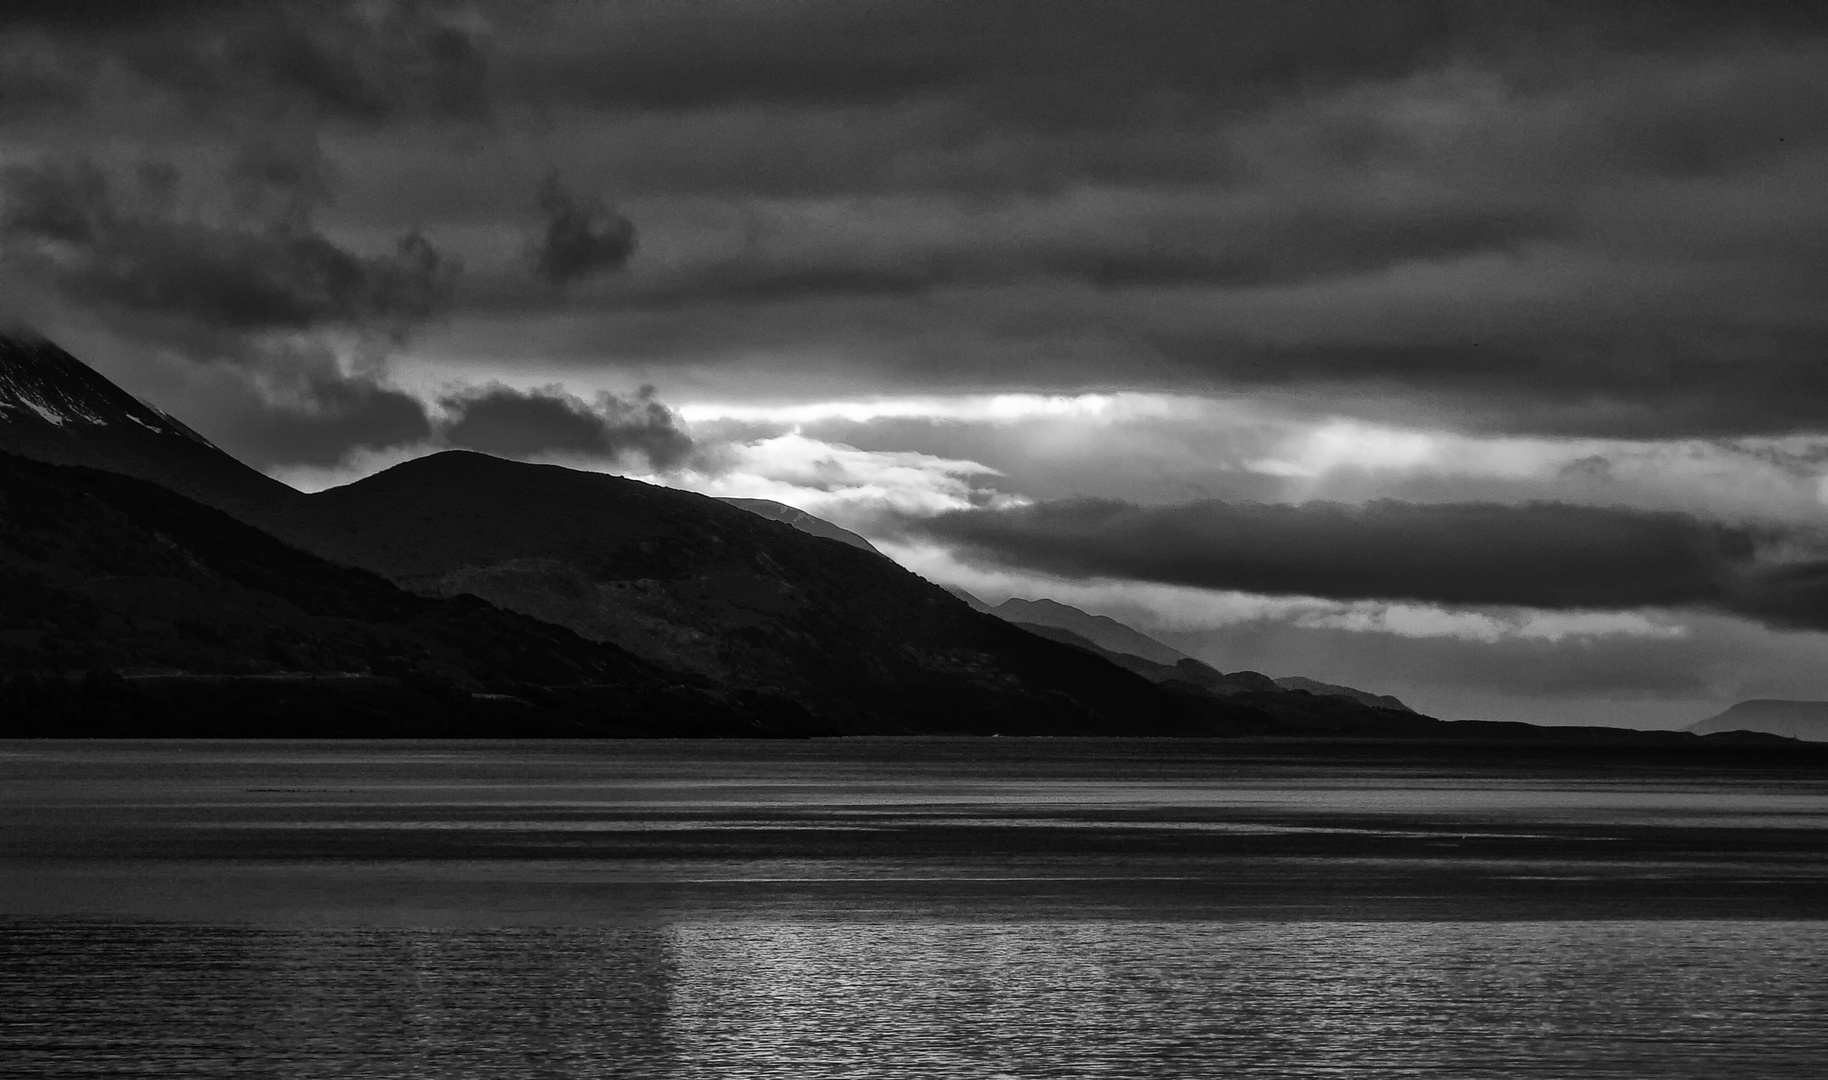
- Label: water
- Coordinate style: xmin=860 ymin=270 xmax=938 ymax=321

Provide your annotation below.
xmin=3 ymin=739 xmax=1827 ymax=1077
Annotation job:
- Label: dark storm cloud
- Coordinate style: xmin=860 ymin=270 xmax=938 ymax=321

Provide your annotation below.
xmin=0 ymin=147 xmax=460 ymax=468
xmin=603 ymin=197 xmax=1564 ymax=312
xmin=7 ymin=0 xmax=1828 ymax=447
xmin=0 ymin=3 xmax=486 ymax=471
xmin=0 ymin=154 xmax=458 ymax=340
xmin=525 ymin=0 xmax=1448 ymax=112
xmin=440 ymin=384 xmax=693 ymax=467
xmin=522 ymin=1 xmax=1827 ymax=115
xmin=220 ymin=370 xmax=434 ymax=469
xmin=916 ymin=497 xmax=1828 ymax=630
xmin=0 ymin=0 xmax=490 ymax=125
xmin=530 ymin=173 xmax=637 ymax=288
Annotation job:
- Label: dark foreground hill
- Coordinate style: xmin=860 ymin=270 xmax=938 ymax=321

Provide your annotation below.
xmin=254 ymin=451 xmax=1228 ymax=735
xmin=0 ymin=452 xmax=816 ymax=737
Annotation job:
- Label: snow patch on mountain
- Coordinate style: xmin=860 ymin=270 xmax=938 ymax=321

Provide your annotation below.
xmin=0 ymin=333 xmax=199 ymax=441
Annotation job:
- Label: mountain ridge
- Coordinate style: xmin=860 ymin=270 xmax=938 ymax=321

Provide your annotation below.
xmin=989 ymin=597 xmax=1189 ymax=665
xmin=0 ymin=332 xmax=300 ymax=517
xmin=719 ymin=498 xmax=882 ymax=554
xmin=0 ymin=450 xmax=809 ymax=736
xmin=250 ymin=449 xmax=1228 ymax=735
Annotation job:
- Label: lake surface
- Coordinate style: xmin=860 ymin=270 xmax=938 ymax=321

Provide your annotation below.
xmin=3 ymin=738 xmax=1827 ymax=1077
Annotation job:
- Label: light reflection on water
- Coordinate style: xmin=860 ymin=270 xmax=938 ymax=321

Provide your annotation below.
xmin=6 ymin=740 xmax=1828 ymax=1076
xmin=4 ymin=919 xmax=1825 ymax=1079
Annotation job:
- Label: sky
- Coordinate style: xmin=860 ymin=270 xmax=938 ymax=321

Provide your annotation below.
xmin=4 ymin=0 xmax=1828 ymax=727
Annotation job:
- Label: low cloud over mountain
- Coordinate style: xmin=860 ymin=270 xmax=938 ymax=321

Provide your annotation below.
xmin=440 ymin=383 xmax=692 ymax=467
xmin=916 ymin=497 xmax=1828 ymax=631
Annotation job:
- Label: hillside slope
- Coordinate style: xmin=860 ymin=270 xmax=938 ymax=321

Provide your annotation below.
xmin=257 ymin=451 xmax=1221 ymax=735
xmin=0 ymin=452 xmax=804 ymax=737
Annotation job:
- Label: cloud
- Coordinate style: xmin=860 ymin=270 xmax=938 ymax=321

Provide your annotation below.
xmin=1 ymin=0 xmax=491 ymax=126
xmin=440 ymin=382 xmax=692 ymax=467
xmin=0 ymin=143 xmax=462 ymax=470
xmin=517 ymin=2 xmax=1828 ymax=119
xmin=124 ymin=342 xmax=435 ymax=469
xmin=911 ymin=496 xmax=1828 ymax=629
xmin=529 ymin=172 xmax=636 ymax=287
xmin=1 ymin=153 xmax=459 ymax=344
xmin=661 ymin=431 xmax=1012 ymax=521
xmin=225 ymin=373 xmax=433 ymax=468
xmin=877 ymin=536 xmax=1688 ymax=647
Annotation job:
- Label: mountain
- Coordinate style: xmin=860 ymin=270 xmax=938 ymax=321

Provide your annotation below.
xmin=253 ymin=451 xmax=1225 ymax=735
xmin=0 ymin=331 xmax=1238 ymax=736
xmin=0 ymin=329 xmax=1637 ymax=744
xmin=944 ymin=586 xmax=993 ymax=612
xmin=991 ymin=597 xmax=1189 ymax=665
xmin=0 ymin=332 xmax=299 ymax=517
xmin=719 ymin=497 xmax=881 ymax=554
xmin=1274 ymin=676 xmax=1413 ymax=714
xmin=1689 ymin=700 xmax=1828 ymax=742
xmin=0 ymin=451 xmax=807 ymax=737
xmin=993 ymin=596 xmax=1411 ymax=712
xmin=1005 ymin=619 xmax=1434 ymax=736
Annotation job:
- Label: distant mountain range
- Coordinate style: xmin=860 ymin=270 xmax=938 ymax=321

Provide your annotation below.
xmin=990 ymin=597 xmax=1190 ymax=665
xmin=1690 ymin=700 xmax=1828 ymax=742
xmin=0 ymin=328 xmax=1801 ymax=748
xmin=985 ymin=595 xmax=1413 ymax=713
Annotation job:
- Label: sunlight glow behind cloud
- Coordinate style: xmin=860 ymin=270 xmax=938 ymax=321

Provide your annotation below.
xmin=675 ymin=392 xmax=1209 ymax=426
xmin=877 ymin=539 xmax=1690 ymax=644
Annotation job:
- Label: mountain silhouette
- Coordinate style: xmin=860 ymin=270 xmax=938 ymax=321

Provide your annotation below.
xmin=251 ymin=450 xmax=1229 ymax=734
xmin=4 ymin=327 xmax=1701 ymax=746
xmin=0 ymin=451 xmax=809 ymax=737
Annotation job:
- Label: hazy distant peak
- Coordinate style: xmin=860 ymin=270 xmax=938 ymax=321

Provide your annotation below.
xmin=1273 ymin=676 xmax=1412 ymax=713
xmin=719 ymin=497 xmax=881 ymax=555
xmin=944 ymin=585 xmax=993 ymax=612
xmin=990 ymin=597 xmax=1188 ymax=666
xmin=1690 ymin=699 xmax=1828 ymax=742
